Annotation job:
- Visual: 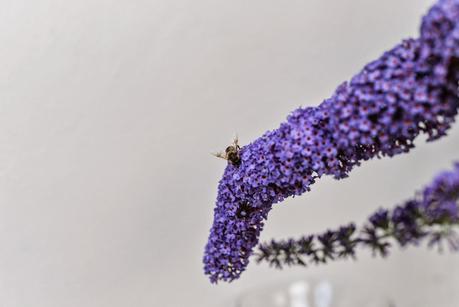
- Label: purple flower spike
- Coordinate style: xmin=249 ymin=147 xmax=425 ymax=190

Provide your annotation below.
xmin=204 ymin=0 xmax=459 ymax=283
xmin=255 ymin=163 xmax=459 ymax=268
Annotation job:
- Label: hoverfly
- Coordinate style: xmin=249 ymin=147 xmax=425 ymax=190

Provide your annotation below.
xmin=213 ymin=135 xmax=241 ymax=166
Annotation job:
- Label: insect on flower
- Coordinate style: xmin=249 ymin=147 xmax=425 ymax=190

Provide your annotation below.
xmin=213 ymin=136 xmax=241 ymax=166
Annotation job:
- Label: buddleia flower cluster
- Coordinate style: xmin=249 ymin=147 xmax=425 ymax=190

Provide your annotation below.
xmin=255 ymin=163 xmax=459 ymax=269
xmin=204 ymin=0 xmax=459 ymax=283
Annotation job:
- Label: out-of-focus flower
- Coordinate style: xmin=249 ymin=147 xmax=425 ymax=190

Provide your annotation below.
xmin=255 ymin=163 xmax=459 ymax=268
xmin=204 ymin=0 xmax=459 ymax=283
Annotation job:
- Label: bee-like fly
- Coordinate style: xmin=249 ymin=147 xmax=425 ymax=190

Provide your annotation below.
xmin=213 ymin=136 xmax=241 ymax=166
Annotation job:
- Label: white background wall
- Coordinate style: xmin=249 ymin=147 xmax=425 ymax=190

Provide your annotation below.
xmin=1 ymin=0 xmax=458 ymax=306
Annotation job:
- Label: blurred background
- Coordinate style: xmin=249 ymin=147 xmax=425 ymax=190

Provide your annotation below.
xmin=0 ymin=0 xmax=458 ymax=306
